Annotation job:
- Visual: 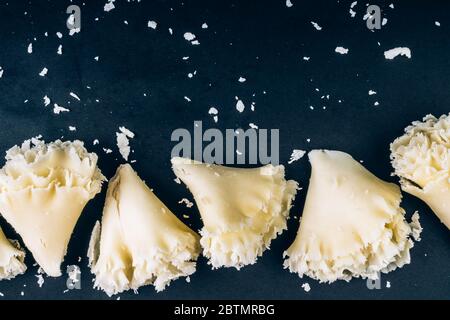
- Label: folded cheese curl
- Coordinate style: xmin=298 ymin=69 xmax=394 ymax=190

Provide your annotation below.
xmin=284 ymin=150 xmax=420 ymax=283
xmin=391 ymin=113 xmax=450 ymax=229
xmin=0 ymin=226 xmax=26 ymax=280
xmin=0 ymin=138 xmax=105 ymax=276
xmin=88 ymin=164 xmax=200 ymax=296
xmin=171 ymin=157 xmax=298 ymax=270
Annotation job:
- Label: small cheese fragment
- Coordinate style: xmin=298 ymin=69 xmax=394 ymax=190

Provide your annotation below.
xmin=390 ymin=113 xmax=450 ymax=229
xmin=0 ymin=139 xmax=105 ymax=276
xmin=88 ymin=164 xmax=200 ymax=296
xmin=284 ymin=150 xmax=417 ymax=282
xmin=0 ymin=226 xmax=26 ymax=280
xmin=171 ymin=157 xmax=298 ymax=269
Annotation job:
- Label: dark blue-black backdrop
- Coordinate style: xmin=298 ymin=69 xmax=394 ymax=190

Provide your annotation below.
xmin=0 ymin=0 xmax=449 ymax=300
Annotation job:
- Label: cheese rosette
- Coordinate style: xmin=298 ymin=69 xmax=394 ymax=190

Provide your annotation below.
xmin=171 ymin=157 xmax=298 ymax=270
xmin=391 ymin=114 xmax=450 ymax=229
xmin=284 ymin=150 xmax=420 ymax=283
xmin=0 ymin=138 xmax=105 ymax=276
xmin=88 ymin=164 xmax=200 ymax=296
xmin=0 ymin=225 xmax=26 ymax=280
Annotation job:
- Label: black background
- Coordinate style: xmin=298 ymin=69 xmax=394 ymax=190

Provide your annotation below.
xmin=0 ymin=0 xmax=449 ymax=300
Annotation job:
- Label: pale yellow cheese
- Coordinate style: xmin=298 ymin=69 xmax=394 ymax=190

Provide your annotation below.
xmin=391 ymin=113 xmax=450 ymax=229
xmin=0 ymin=139 xmax=105 ymax=276
xmin=0 ymin=226 xmax=26 ymax=280
xmin=171 ymin=157 xmax=298 ymax=269
xmin=284 ymin=150 xmax=417 ymax=283
xmin=88 ymin=164 xmax=200 ymax=296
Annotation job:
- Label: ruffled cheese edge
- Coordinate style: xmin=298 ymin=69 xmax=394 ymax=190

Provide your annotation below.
xmin=390 ymin=113 xmax=450 ymax=190
xmin=88 ymin=221 xmax=200 ymax=296
xmin=200 ymin=167 xmax=298 ymax=269
xmin=0 ymin=239 xmax=27 ymax=281
xmin=283 ymin=210 xmax=420 ymax=283
xmin=0 ymin=138 xmax=105 ymax=197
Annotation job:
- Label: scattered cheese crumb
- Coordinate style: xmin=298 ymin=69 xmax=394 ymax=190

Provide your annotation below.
xmin=148 ymin=20 xmax=157 ymax=29
xmin=178 ymin=198 xmax=194 ymax=208
xmin=39 ymin=67 xmax=48 ymax=77
xmin=238 ymin=76 xmax=246 ymax=83
xmin=53 ymin=103 xmax=69 ymax=114
xmin=349 ymin=1 xmax=357 ymax=18
xmin=374 ymin=101 xmax=379 ymax=106
xmin=208 ymin=107 xmax=219 ymax=123
xmin=202 ymin=23 xmax=208 ymax=29
xmin=368 ymin=90 xmax=377 ymax=95
xmin=93 ymin=139 xmax=99 ymax=145
xmin=286 ymin=0 xmax=293 ymax=8
xmin=236 ymin=99 xmax=245 ymax=113
xmin=69 ymin=92 xmax=80 ymax=101
xmin=435 ymin=21 xmax=441 ymax=27
xmin=335 ymin=46 xmax=349 ymax=54
xmin=27 ymin=43 xmax=33 ymax=54
xmin=184 ymin=32 xmax=196 ymax=41
xmin=386 ymin=281 xmax=391 ymax=288
xmin=103 ymin=148 xmax=112 ymax=154
xmin=36 ymin=274 xmax=44 ymax=288
xmin=56 ymin=32 xmax=63 ymax=39
xmin=311 ymin=21 xmax=322 ymax=31
xmin=57 ymin=45 xmax=62 ymax=55
xmin=288 ymin=149 xmax=306 ymax=164
xmin=69 ymin=126 xmax=77 ymax=131
xmin=0 ymin=67 xmax=3 ymax=78
xmin=384 ymin=47 xmax=411 ymax=60
xmin=303 ymin=56 xmax=310 ymax=61
xmin=104 ymin=0 xmax=115 ymax=12
xmin=301 ymin=283 xmax=311 ymax=292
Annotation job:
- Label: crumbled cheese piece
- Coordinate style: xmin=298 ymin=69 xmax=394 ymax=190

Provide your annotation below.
xmin=368 ymin=90 xmax=377 ymax=95
xmin=0 ymin=66 xmax=4 ymax=78
xmin=57 ymin=45 xmax=62 ymax=55
xmin=53 ymin=103 xmax=69 ymax=114
xmin=374 ymin=101 xmax=379 ymax=106
xmin=178 ymin=198 xmax=194 ymax=208
xmin=69 ymin=92 xmax=80 ymax=101
xmin=183 ymin=32 xmax=196 ymax=41
xmin=27 ymin=43 xmax=33 ymax=54
xmin=311 ymin=21 xmax=322 ymax=30
xmin=301 ymin=283 xmax=311 ymax=292
xmin=119 ymin=126 xmax=135 ymax=138
xmin=303 ymin=56 xmax=310 ymax=61
xmin=202 ymin=23 xmax=208 ymax=29
xmin=335 ymin=47 xmax=349 ymax=54
xmin=238 ymin=76 xmax=246 ymax=83
xmin=69 ymin=126 xmax=77 ymax=131
xmin=39 ymin=67 xmax=48 ymax=77
xmin=93 ymin=139 xmax=99 ymax=145
xmin=386 ymin=281 xmax=391 ymax=288
xmin=56 ymin=32 xmax=63 ymax=38
xmin=349 ymin=1 xmax=357 ymax=17
xmin=236 ymin=99 xmax=245 ymax=113
xmin=384 ymin=47 xmax=411 ymax=60
xmin=288 ymin=149 xmax=306 ymax=164
xmin=184 ymin=96 xmax=191 ymax=102
xmin=36 ymin=274 xmax=44 ymax=288
xmin=435 ymin=21 xmax=441 ymax=27
xmin=103 ymin=148 xmax=112 ymax=154
xmin=104 ymin=0 xmax=115 ymax=12
xmin=168 ymin=28 xmax=173 ymax=35
xmin=148 ymin=20 xmax=157 ymax=29
xmin=286 ymin=0 xmax=293 ymax=8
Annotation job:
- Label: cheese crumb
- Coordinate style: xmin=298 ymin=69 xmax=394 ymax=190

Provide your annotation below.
xmin=288 ymin=149 xmax=306 ymax=164
xmin=311 ymin=21 xmax=322 ymax=31
xmin=104 ymin=0 xmax=115 ymax=12
xmin=178 ymin=198 xmax=194 ymax=208
xmin=384 ymin=47 xmax=411 ymax=60
xmin=301 ymin=283 xmax=311 ymax=292
xmin=39 ymin=67 xmax=48 ymax=77
xmin=335 ymin=47 xmax=349 ymax=54
xmin=236 ymin=99 xmax=245 ymax=113
xmin=53 ymin=103 xmax=69 ymax=114
xmin=27 ymin=43 xmax=33 ymax=54
xmin=148 ymin=20 xmax=157 ymax=29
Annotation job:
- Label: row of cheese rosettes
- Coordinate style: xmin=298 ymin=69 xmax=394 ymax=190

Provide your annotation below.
xmin=0 ymin=113 xmax=449 ymax=296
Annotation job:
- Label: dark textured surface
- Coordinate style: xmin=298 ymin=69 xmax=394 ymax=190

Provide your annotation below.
xmin=0 ymin=0 xmax=449 ymax=300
